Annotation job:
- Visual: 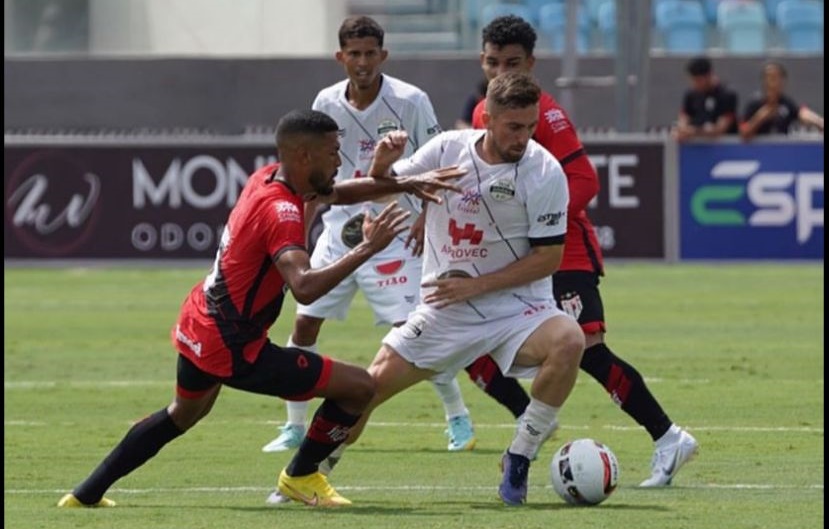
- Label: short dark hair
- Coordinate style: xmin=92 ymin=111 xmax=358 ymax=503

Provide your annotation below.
xmin=481 ymin=15 xmax=537 ymax=56
xmin=486 ymin=71 xmax=541 ymax=111
xmin=686 ymin=56 xmax=712 ymax=77
xmin=338 ymin=16 xmax=384 ymax=48
xmin=275 ymin=109 xmax=339 ymax=149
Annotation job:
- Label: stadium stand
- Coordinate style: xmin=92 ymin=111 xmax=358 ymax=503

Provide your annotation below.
xmin=717 ymin=0 xmax=768 ymax=54
xmin=655 ymin=0 xmax=708 ymax=53
xmin=776 ymin=0 xmax=824 ymax=52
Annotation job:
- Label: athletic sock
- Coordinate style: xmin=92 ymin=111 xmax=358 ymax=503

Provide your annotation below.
xmin=580 ymin=343 xmax=673 ymax=441
xmin=431 ymin=378 xmax=469 ymax=419
xmin=74 ymin=408 xmax=183 ymax=504
xmin=285 ymin=400 xmax=359 ymax=477
xmin=508 ymin=398 xmax=558 ymax=459
xmin=465 ymin=355 xmax=530 ymax=418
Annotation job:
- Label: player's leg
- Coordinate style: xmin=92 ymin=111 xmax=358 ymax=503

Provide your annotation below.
xmin=262 ymin=315 xmax=326 ymax=453
xmin=262 ymin=251 xmax=358 ymax=452
xmin=361 ymin=255 xmax=476 ymax=451
xmin=59 ymin=355 xmax=221 ymax=508
xmin=431 ymin=377 xmax=476 ymax=451
xmin=465 ymin=354 xmax=531 ymax=418
xmin=495 ymin=312 xmax=584 ymax=505
xmin=555 ymin=271 xmax=698 ymax=487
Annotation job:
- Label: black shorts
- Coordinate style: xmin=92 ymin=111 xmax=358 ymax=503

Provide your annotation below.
xmin=553 ymin=270 xmax=606 ymax=334
xmin=176 ymin=342 xmax=332 ymax=400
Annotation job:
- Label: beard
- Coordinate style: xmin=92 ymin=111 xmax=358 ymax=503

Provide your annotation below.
xmin=310 ymin=169 xmax=336 ymax=196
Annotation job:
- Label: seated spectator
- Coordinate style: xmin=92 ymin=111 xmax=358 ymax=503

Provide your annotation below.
xmin=672 ymin=56 xmax=738 ymax=142
xmin=740 ymin=61 xmax=824 ymax=139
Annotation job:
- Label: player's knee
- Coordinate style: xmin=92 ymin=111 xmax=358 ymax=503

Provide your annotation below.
xmin=552 ymin=321 xmax=586 ymax=367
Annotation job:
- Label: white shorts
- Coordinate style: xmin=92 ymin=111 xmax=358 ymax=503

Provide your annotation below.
xmin=383 ymin=301 xmax=567 ymax=384
xmin=296 ymin=241 xmax=421 ymax=326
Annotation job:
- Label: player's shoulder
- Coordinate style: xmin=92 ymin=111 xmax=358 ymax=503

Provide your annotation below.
xmin=525 ymin=140 xmax=564 ymax=175
xmin=313 ymin=79 xmax=349 ymax=106
xmin=381 ymin=74 xmax=430 ymax=101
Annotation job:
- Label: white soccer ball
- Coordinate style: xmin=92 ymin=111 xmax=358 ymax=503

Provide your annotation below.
xmin=550 ymin=438 xmax=620 ymax=506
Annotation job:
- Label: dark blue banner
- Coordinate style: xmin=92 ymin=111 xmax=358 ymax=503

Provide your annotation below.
xmin=680 ymin=142 xmax=824 ymax=259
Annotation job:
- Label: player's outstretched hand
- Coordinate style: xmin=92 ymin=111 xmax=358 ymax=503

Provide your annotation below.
xmin=398 ymin=166 xmax=465 ymax=205
xmin=373 ymin=131 xmax=409 ymax=172
xmin=362 ymin=203 xmax=411 ymax=253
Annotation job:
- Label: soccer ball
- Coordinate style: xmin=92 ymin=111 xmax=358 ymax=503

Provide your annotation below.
xmin=550 ymin=438 xmax=620 ymax=506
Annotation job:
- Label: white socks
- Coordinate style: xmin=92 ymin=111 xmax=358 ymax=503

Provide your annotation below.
xmin=431 ymin=378 xmax=469 ymax=419
xmin=509 ymin=398 xmax=559 ymax=459
xmin=284 ymin=337 xmax=319 ymax=426
xmin=655 ymin=424 xmax=682 ymax=448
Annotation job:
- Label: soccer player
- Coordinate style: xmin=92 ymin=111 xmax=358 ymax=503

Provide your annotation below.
xmin=56 ymin=109 xmax=464 ymax=509
xmin=469 ymin=15 xmax=698 ymax=487
xmin=307 ymin=71 xmax=586 ymax=506
xmin=262 ymin=15 xmax=480 ymax=457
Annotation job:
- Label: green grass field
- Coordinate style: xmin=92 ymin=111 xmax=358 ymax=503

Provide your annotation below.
xmin=4 ymin=263 xmax=824 ymax=529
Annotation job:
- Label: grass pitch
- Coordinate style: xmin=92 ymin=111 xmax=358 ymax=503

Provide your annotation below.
xmin=4 ymin=263 xmax=824 ymax=529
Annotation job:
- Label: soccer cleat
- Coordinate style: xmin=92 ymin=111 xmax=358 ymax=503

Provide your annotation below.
xmin=262 ymin=423 xmax=306 ymax=453
xmin=639 ymin=429 xmax=699 ymax=487
xmin=277 ymin=469 xmax=352 ymax=507
xmin=57 ymin=493 xmax=116 ymax=508
xmin=445 ymin=414 xmax=476 ymax=451
xmin=265 ymin=490 xmax=291 ymax=506
xmin=498 ymin=451 xmax=530 ymax=506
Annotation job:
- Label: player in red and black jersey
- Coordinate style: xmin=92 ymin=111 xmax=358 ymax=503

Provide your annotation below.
xmin=57 ymin=109 xmax=464 ymax=509
xmin=466 ymin=15 xmax=698 ymax=488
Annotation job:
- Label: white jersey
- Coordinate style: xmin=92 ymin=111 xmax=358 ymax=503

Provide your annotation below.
xmin=391 ymin=129 xmax=569 ymax=319
xmin=312 ymin=74 xmax=442 ymax=257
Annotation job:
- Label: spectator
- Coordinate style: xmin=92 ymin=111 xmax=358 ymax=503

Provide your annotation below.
xmin=673 ymin=56 xmax=738 ymax=142
xmin=740 ymin=61 xmax=824 ymax=140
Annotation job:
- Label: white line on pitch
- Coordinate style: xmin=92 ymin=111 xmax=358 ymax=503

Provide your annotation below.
xmin=4 ymin=419 xmax=823 ymax=433
xmin=4 ymin=483 xmax=823 ymax=496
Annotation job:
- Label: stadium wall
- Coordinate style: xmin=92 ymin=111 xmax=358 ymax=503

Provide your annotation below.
xmin=3 ymin=56 xmax=824 ymax=134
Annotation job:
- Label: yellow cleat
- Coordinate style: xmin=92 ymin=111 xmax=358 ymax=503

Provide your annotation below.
xmin=57 ymin=493 xmax=117 ymax=508
xmin=277 ymin=469 xmax=352 ymax=507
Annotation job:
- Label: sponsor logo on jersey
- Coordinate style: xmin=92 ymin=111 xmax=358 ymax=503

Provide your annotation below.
xmin=459 ymin=189 xmax=482 ymax=214
xmin=377 ymin=120 xmax=399 ymax=137
xmin=537 ymin=211 xmax=565 ymax=226
xmin=359 ymin=139 xmax=376 ymax=159
xmin=544 ymin=108 xmax=571 ymax=133
xmin=489 ymin=179 xmax=515 ymax=201
xmin=337 ymin=128 xmax=346 ymax=137
xmin=175 ymin=325 xmax=202 ymax=356
xmin=426 ymin=124 xmax=442 ymax=135
xmin=274 ymin=201 xmax=302 ymax=223
xmin=374 ymin=259 xmax=404 ymax=275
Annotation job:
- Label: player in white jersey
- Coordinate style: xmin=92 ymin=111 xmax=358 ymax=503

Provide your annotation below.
xmin=318 ymin=72 xmax=586 ymax=506
xmin=262 ymin=16 xmax=477 ymax=463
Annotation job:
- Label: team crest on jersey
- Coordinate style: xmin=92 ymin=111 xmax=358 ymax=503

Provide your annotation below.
xmin=489 ymin=179 xmax=515 ymax=201
xmin=377 ymin=120 xmax=399 ymax=137
xmin=458 ymin=189 xmax=482 ymax=214
xmin=400 ymin=314 xmax=426 ymax=340
xmin=274 ymin=201 xmax=301 ymax=223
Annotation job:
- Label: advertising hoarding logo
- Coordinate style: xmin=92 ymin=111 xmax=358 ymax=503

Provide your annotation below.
xmin=5 ymin=151 xmax=102 ymax=256
xmin=680 ymin=143 xmax=823 ymax=259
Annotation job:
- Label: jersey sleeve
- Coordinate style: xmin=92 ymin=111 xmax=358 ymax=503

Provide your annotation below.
xmin=524 ymin=153 xmax=569 ymax=244
xmin=262 ymin=198 xmax=306 ymax=260
xmin=410 ymin=91 xmax=443 ymax=150
xmin=391 ymin=132 xmax=444 ymax=177
xmin=533 ymin=100 xmax=598 ymax=215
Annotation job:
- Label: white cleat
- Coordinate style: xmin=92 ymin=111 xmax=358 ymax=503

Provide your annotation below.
xmin=262 ymin=424 xmax=305 ymax=453
xmin=639 ymin=428 xmax=699 ymax=487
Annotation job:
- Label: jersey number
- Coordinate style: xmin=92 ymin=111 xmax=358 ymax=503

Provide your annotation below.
xmin=448 ymin=219 xmax=483 ymax=245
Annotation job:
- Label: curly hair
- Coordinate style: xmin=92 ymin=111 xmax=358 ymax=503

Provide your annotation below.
xmin=481 ymin=15 xmax=537 ymax=55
